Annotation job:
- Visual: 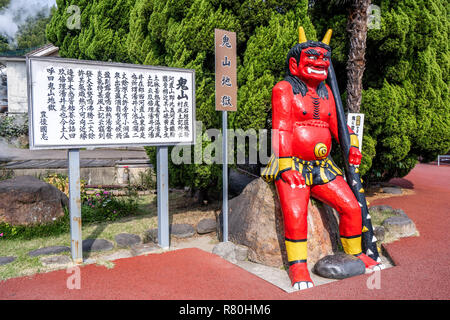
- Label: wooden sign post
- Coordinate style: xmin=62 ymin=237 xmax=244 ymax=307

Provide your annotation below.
xmin=215 ymin=29 xmax=237 ymax=242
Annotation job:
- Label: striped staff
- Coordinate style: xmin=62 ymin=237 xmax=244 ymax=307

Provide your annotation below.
xmin=326 ymin=61 xmax=381 ymax=263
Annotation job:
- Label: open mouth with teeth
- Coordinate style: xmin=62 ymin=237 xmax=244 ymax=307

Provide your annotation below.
xmin=307 ymin=67 xmax=327 ymax=75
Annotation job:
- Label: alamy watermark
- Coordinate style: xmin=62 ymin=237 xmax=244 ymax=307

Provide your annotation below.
xmin=66 ymin=266 xmax=81 ymax=289
xmin=66 ymin=5 xmax=81 ymax=30
xmin=170 ymin=121 xmax=275 ymax=166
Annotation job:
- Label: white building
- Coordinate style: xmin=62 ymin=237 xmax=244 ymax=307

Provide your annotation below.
xmin=0 ymin=44 xmax=59 ymax=114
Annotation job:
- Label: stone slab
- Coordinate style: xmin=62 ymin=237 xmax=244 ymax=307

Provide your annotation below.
xmin=82 ymin=239 xmax=114 ymax=252
xmin=196 ymin=218 xmax=216 ymax=234
xmin=0 ymin=256 xmax=16 ymax=266
xmin=171 ymin=224 xmax=195 ymax=238
xmin=130 ymin=243 xmax=161 ymax=256
xmin=28 ymin=246 xmax=70 ymax=257
xmin=40 ymin=255 xmax=71 ymax=266
xmin=115 ymin=233 xmax=141 ymax=248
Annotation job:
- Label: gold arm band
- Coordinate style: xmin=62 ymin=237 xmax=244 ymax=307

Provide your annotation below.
xmin=278 ymin=157 xmax=293 ymax=172
xmin=350 ymin=134 xmax=359 ymax=148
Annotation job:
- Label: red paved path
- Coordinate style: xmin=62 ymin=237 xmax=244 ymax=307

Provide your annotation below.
xmin=1 ymin=164 xmax=449 ymax=300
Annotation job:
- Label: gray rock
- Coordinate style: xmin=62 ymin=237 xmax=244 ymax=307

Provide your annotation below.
xmin=143 ymin=228 xmax=158 ymax=243
xmin=383 ymin=216 xmax=417 ymax=238
xmin=171 ymin=223 xmax=195 ymax=238
xmin=82 ymin=239 xmax=114 ymax=252
xmin=373 ymin=226 xmax=385 ymax=242
xmin=382 ymin=187 xmax=402 ymax=194
xmin=115 ymin=233 xmax=141 ymax=248
xmin=28 ymin=246 xmax=70 ymax=257
xmin=40 ymin=255 xmax=71 ymax=266
xmin=313 ymin=253 xmax=366 ymax=279
xmin=229 ymin=168 xmax=257 ymax=197
xmin=196 ymin=218 xmax=216 ymax=234
xmin=234 ymin=244 xmax=249 ymax=261
xmin=130 ymin=243 xmax=160 ymax=256
xmin=393 ymin=209 xmax=408 ymax=216
xmin=0 ymin=175 xmax=69 ymax=226
xmin=212 ymin=241 xmax=237 ymax=264
xmin=369 ymin=205 xmax=394 ymax=213
xmin=0 ymin=256 xmax=16 ymax=266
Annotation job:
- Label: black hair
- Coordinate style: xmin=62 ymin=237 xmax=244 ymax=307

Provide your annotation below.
xmin=284 ymin=40 xmax=331 ymax=99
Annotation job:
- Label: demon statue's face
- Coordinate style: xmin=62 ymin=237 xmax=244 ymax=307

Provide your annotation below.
xmin=289 ymin=46 xmax=331 ymax=84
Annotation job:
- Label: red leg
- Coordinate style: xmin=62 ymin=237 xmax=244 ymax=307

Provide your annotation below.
xmin=275 ymin=179 xmax=313 ymax=288
xmin=310 ymin=176 xmax=380 ymax=268
xmin=310 ymin=176 xmax=362 ymax=238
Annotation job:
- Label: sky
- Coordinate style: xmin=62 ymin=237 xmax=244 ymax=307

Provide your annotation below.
xmin=0 ymin=0 xmax=57 ymax=42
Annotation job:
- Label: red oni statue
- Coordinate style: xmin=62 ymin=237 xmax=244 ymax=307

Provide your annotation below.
xmin=263 ymin=28 xmax=383 ymax=290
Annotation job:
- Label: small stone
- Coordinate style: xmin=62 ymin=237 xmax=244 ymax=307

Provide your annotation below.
xmin=0 ymin=256 xmax=16 ymax=266
xmin=196 ymin=218 xmax=216 ymax=234
xmin=383 ymin=216 xmax=417 ymax=238
xmin=28 ymin=246 xmax=70 ymax=257
xmin=234 ymin=244 xmax=249 ymax=261
xmin=130 ymin=243 xmax=160 ymax=256
xmin=143 ymin=228 xmax=158 ymax=243
xmin=393 ymin=209 xmax=408 ymax=216
xmin=171 ymin=224 xmax=195 ymax=238
xmin=212 ymin=242 xmax=237 ymax=264
xmin=373 ymin=226 xmax=385 ymax=242
xmin=382 ymin=187 xmax=402 ymax=195
xmin=115 ymin=233 xmax=141 ymax=248
xmin=369 ymin=205 xmax=394 ymax=213
xmin=82 ymin=239 xmax=114 ymax=252
xmin=313 ymin=253 xmax=366 ymax=279
xmin=40 ymin=255 xmax=71 ymax=266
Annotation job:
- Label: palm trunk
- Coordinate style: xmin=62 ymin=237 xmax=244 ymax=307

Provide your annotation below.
xmin=346 ymin=0 xmax=370 ymax=113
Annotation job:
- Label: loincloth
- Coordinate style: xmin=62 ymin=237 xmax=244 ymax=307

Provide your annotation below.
xmin=262 ymin=154 xmax=343 ymax=185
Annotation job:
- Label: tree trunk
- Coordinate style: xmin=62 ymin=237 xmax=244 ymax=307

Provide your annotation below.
xmin=346 ymin=0 xmax=371 ymax=113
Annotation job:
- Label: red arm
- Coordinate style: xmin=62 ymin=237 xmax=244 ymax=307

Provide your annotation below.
xmin=272 ymin=81 xmax=293 ymax=157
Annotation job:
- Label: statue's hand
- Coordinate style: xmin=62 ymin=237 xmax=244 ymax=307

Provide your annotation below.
xmin=281 ymin=170 xmax=306 ymax=188
xmin=349 ymin=147 xmax=362 ymax=166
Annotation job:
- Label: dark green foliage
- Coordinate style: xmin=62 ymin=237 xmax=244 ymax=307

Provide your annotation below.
xmin=46 ymin=0 xmax=135 ymax=62
xmin=46 ymin=0 xmax=449 ymax=189
xmin=15 ymin=10 xmax=54 ymax=50
xmin=312 ymin=0 xmax=450 ymax=181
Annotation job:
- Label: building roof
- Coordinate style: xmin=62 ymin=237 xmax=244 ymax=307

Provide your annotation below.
xmin=0 ymin=43 xmax=59 ymax=63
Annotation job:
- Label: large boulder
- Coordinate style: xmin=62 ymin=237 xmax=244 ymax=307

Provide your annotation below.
xmin=0 ymin=175 xmax=69 ymax=226
xmin=217 ymin=178 xmax=340 ymax=268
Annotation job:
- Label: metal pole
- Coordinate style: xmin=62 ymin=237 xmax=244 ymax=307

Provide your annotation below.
xmin=157 ymin=146 xmax=170 ymax=249
xmin=68 ymin=149 xmax=83 ymax=264
xmin=222 ymin=111 xmax=228 ymax=242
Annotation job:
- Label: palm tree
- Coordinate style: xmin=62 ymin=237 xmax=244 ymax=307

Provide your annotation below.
xmin=332 ymin=0 xmax=371 ymax=113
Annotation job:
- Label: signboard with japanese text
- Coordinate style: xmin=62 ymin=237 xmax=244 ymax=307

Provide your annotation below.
xmin=215 ymin=29 xmax=237 ymax=111
xmin=27 ymin=57 xmax=195 ymax=150
xmin=347 ymin=112 xmax=365 ymax=151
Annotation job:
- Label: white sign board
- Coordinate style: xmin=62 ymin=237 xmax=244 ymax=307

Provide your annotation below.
xmin=27 ymin=57 xmax=195 ymax=149
xmin=347 ymin=112 xmax=364 ymax=151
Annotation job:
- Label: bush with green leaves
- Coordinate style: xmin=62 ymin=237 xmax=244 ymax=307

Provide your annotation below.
xmin=46 ymin=0 xmax=449 ymax=190
xmin=311 ymin=0 xmax=450 ymax=181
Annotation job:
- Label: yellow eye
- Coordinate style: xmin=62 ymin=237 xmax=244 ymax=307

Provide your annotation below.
xmin=308 ymin=56 xmax=317 ymax=60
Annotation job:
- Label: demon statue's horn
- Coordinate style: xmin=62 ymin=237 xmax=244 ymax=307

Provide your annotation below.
xmin=298 ymin=26 xmax=307 ymax=43
xmin=324 ymin=38 xmax=381 ymax=263
xmin=322 ymin=29 xmax=332 ymax=45
xmin=298 ymin=27 xmax=332 ymax=45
